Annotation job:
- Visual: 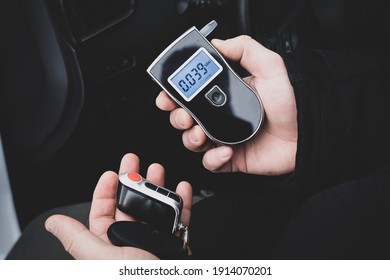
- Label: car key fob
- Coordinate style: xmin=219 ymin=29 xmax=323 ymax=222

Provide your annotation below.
xmin=147 ymin=20 xmax=264 ymax=145
xmin=116 ymin=172 xmax=183 ymax=234
xmin=108 ymin=172 xmax=188 ymax=258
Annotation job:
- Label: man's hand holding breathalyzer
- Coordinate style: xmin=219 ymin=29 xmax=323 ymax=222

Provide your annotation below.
xmin=156 ymin=35 xmax=298 ymax=176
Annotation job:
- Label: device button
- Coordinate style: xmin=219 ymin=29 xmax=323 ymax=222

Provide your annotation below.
xmin=205 ymin=85 xmax=227 ymax=107
xmin=144 ymin=182 xmax=158 ymax=191
xmin=156 ymin=187 xmax=169 ymax=196
xmin=168 ymin=192 xmax=181 ymax=203
xmin=127 ymin=172 xmax=142 ymax=182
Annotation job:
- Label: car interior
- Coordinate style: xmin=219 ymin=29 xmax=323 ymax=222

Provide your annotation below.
xmin=1 ymin=0 xmax=278 ymax=259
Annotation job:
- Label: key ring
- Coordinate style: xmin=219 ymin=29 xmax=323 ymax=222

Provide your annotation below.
xmin=178 ymin=223 xmax=190 ymax=254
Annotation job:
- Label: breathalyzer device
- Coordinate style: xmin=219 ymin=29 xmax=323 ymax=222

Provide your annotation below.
xmin=147 ymin=20 xmax=264 ymax=145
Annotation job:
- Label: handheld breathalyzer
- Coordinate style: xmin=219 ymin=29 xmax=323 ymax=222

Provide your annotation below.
xmin=147 ymin=20 xmax=264 ymax=145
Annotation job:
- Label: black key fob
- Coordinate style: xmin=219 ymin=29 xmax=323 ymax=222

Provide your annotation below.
xmin=108 ymin=173 xmax=189 ymax=259
xmin=116 ymin=172 xmax=183 ymax=234
xmin=107 ymin=221 xmax=188 ymax=259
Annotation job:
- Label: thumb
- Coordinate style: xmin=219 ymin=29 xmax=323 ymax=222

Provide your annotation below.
xmin=45 ymin=214 xmax=112 ymax=259
xmin=211 ymin=35 xmax=284 ymax=78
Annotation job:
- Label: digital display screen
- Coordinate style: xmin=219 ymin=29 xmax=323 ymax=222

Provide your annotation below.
xmin=168 ymin=47 xmax=223 ymax=101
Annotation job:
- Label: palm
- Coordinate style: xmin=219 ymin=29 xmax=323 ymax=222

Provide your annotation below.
xmin=227 ymin=71 xmax=297 ymax=175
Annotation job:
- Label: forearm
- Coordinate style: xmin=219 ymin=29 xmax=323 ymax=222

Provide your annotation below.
xmin=284 ymin=49 xmax=390 ymax=192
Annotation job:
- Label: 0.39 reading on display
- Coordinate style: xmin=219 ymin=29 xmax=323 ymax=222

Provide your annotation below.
xmin=168 ymin=47 xmax=223 ymax=101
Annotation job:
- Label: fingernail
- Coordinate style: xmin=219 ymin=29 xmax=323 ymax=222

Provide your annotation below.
xmin=175 ymin=113 xmax=185 ymax=128
xmin=211 ymin=38 xmax=223 ymax=46
xmin=45 ymin=219 xmax=58 ymax=237
xmin=217 ymin=146 xmax=231 ymax=159
xmin=189 ymin=128 xmax=199 ymax=143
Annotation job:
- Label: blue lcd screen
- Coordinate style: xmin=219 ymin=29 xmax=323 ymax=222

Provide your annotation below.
xmin=168 ymin=47 xmax=223 ymax=101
